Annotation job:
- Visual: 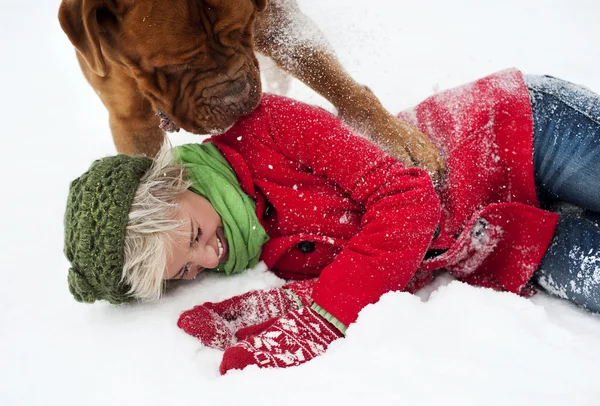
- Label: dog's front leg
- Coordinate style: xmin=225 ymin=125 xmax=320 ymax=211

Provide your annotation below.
xmin=78 ymin=55 xmax=165 ymax=157
xmin=254 ymin=0 xmax=445 ymax=181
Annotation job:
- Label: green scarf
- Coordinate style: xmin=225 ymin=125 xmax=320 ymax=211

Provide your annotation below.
xmin=174 ymin=143 xmax=269 ymax=275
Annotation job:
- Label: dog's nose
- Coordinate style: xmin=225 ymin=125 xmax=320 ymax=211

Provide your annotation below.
xmin=222 ymin=81 xmax=250 ymax=105
xmin=204 ymin=78 xmax=250 ymax=106
xmin=203 ymin=77 xmax=248 ymax=98
xmin=223 ymin=79 xmax=248 ymax=97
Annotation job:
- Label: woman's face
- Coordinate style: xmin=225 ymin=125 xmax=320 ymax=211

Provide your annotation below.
xmin=163 ymin=190 xmax=229 ymax=281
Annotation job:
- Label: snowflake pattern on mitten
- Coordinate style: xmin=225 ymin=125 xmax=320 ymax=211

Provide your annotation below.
xmin=178 ymin=280 xmax=317 ymax=349
xmin=219 ymin=306 xmax=343 ymax=374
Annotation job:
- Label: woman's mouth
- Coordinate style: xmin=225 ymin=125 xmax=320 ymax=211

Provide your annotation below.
xmin=216 ymin=227 xmax=229 ymax=263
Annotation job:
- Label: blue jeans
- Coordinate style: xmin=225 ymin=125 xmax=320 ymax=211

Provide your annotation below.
xmin=526 ymin=75 xmax=600 ymax=312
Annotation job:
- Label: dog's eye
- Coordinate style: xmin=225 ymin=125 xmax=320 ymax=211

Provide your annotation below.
xmin=96 ymin=7 xmax=117 ymax=28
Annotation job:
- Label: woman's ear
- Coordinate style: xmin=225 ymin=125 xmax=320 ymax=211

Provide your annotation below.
xmin=253 ymin=0 xmax=268 ymax=12
xmin=58 ymin=0 xmax=114 ymax=77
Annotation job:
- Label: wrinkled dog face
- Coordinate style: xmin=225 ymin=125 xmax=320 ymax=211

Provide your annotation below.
xmin=101 ymin=0 xmax=263 ymax=134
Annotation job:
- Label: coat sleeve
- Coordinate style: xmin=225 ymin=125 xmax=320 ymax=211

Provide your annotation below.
xmin=224 ymin=95 xmax=442 ymax=328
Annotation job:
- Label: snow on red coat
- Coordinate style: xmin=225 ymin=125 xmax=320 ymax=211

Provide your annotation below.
xmin=208 ymin=68 xmax=559 ymax=327
xmin=209 ymin=95 xmax=441 ymax=327
xmin=398 ymin=68 xmax=559 ymax=295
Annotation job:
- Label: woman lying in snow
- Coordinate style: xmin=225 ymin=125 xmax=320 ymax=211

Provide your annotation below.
xmin=64 ymin=68 xmax=600 ymax=374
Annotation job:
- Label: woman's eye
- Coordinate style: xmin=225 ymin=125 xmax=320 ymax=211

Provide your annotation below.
xmin=195 ymin=227 xmax=202 ymax=243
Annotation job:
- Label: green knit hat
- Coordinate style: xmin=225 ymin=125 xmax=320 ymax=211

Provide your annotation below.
xmin=64 ymin=154 xmax=152 ymax=304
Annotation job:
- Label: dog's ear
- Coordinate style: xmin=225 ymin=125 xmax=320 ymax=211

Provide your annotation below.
xmin=58 ymin=0 xmax=113 ymax=77
xmin=253 ymin=0 xmax=268 ymax=12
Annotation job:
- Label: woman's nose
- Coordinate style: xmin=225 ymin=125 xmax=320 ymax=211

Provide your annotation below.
xmin=193 ymin=243 xmax=220 ymax=269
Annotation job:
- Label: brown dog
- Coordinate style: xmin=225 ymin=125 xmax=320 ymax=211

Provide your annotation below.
xmin=58 ymin=0 xmax=443 ymax=178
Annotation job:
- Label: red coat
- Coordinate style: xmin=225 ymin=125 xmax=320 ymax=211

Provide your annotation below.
xmin=209 ymin=69 xmax=559 ymax=327
xmin=397 ymin=69 xmax=558 ymax=294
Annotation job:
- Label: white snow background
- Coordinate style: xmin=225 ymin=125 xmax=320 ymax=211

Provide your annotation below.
xmin=2 ymin=1 xmax=600 ymax=405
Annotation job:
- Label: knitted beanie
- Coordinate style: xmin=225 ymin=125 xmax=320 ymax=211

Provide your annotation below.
xmin=64 ymin=155 xmax=152 ymax=304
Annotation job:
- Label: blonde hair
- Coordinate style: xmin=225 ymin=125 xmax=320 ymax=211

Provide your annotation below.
xmin=122 ymin=142 xmax=191 ymax=301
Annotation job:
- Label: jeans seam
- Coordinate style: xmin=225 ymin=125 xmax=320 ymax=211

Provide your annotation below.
xmin=579 ymin=214 xmax=600 ymax=233
xmin=529 ymin=87 xmax=600 ymax=125
xmin=586 ymin=97 xmax=598 ymax=116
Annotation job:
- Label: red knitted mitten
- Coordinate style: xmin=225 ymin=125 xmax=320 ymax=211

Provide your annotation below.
xmin=220 ymin=306 xmax=343 ymax=374
xmin=177 ymin=279 xmax=316 ymax=350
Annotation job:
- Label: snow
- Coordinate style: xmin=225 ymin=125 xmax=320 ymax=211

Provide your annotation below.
xmin=2 ymin=1 xmax=600 ymax=405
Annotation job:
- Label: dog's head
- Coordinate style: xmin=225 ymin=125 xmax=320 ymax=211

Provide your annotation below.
xmin=59 ymin=0 xmax=267 ymax=134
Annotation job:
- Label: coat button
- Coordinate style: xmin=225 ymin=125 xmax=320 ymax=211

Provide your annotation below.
xmin=263 ymin=202 xmax=274 ymax=219
xmin=296 ymin=241 xmax=316 ymax=253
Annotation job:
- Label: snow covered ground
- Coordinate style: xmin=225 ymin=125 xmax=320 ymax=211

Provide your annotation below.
xmin=2 ymin=1 xmax=600 ymax=405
